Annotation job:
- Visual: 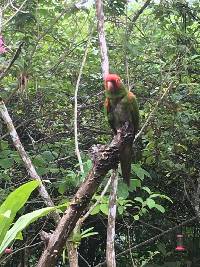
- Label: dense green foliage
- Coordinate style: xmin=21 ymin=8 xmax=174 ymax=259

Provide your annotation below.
xmin=0 ymin=0 xmax=199 ymax=266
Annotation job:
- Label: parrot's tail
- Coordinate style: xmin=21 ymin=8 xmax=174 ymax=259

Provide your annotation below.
xmin=119 ymin=143 xmax=132 ymax=186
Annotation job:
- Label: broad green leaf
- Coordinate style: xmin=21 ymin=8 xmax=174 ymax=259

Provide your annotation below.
xmin=1 ymin=210 xmax=11 ymax=219
xmin=134 ymin=197 xmax=144 ymax=204
xmin=140 ymin=208 xmax=148 ymax=215
xmin=81 ymin=227 xmax=95 ymax=235
xmin=118 ymin=206 xmax=124 ymax=215
xmin=154 ymin=204 xmax=165 ymax=213
xmin=0 ymin=159 xmax=13 ymax=169
xmin=58 ymin=183 xmax=67 ymax=194
xmin=142 ymin=187 xmax=151 ymax=194
xmin=146 ymin=198 xmax=156 ymax=209
xmin=100 ymin=204 xmax=109 ymax=215
xmin=41 ymin=151 xmax=55 ymax=162
xmin=191 ymin=55 xmax=199 ymax=60
xmin=0 ymin=205 xmax=61 ymax=255
xmin=15 ymin=231 xmax=23 ymax=240
xmin=33 ymin=155 xmax=46 ymax=167
xmin=129 ymin=179 xmax=141 ymax=191
xmin=36 ymin=167 xmax=49 ymax=176
xmin=90 ymin=205 xmax=100 ymax=215
xmin=70 ymin=232 xmax=82 ymax=243
xmin=81 ymin=231 xmax=98 ymax=239
xmin=150 ymin=194 xmax=173 ymax=203
xmin=0 ymin=181 xmax=40 ymax=245
xmin=117 ymin=182 xmax=129 ymax=199
xmin=125 ymin=204 xmax=132 ymax=207
xmin=117 ymin=197 xmax=126 ymax=206
xmin=81 ymin=232 xmax=98 ymax=238
xmin=81 ymin=227 xmax=98 ymax=239
xmin=132 ymin=164 xmax=150 ymax=180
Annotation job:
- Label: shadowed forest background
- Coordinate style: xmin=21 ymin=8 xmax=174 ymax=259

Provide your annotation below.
xmin=0 ymin=0 xmax=199 ymax=266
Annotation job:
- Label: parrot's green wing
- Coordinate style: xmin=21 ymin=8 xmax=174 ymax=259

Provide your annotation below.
xmin=120 ymin=92 xmax=139 ymax=185
xmin=127 ymin=92 xmax=139 ymax=136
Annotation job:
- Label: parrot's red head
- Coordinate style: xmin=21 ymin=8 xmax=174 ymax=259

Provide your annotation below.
xmin=104 ymin=74 xmax=122 ymax=92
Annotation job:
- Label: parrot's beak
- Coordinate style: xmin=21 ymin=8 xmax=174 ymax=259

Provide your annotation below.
xmin=107 ymin=81 xmax=115 ymax=92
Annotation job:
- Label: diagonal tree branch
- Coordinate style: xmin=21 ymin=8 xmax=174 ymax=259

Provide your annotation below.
xmin=36 ymin=124 xmax=134 ymax=267
xmin=77 ymin=176 xmax=112 ymax=227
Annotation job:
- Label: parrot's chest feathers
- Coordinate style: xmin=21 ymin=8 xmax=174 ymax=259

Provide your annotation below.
xmin=110 ymin=96 xmax=132 ymax=129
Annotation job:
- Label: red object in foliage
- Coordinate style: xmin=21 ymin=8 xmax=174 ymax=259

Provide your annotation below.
xmin=175 ymin=234 xmax=186 ymax=251
xmin=175 ymin=245 xmax=186 ymax=251
xmin=4 ymin=248 xmax=13 ymax=254
xmin=0 ymin=35 xmax=7 ymax=54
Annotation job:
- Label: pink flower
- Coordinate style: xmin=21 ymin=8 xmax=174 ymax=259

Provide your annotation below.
xmin=4 ymin=248 xmax=13 ymax=254
xmin=0 ymin=35 xmax=7 ymax=54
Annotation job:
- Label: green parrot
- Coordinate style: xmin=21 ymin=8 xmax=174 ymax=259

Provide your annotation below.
xmin=104 ymin=73 xmax=139 ymax=186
